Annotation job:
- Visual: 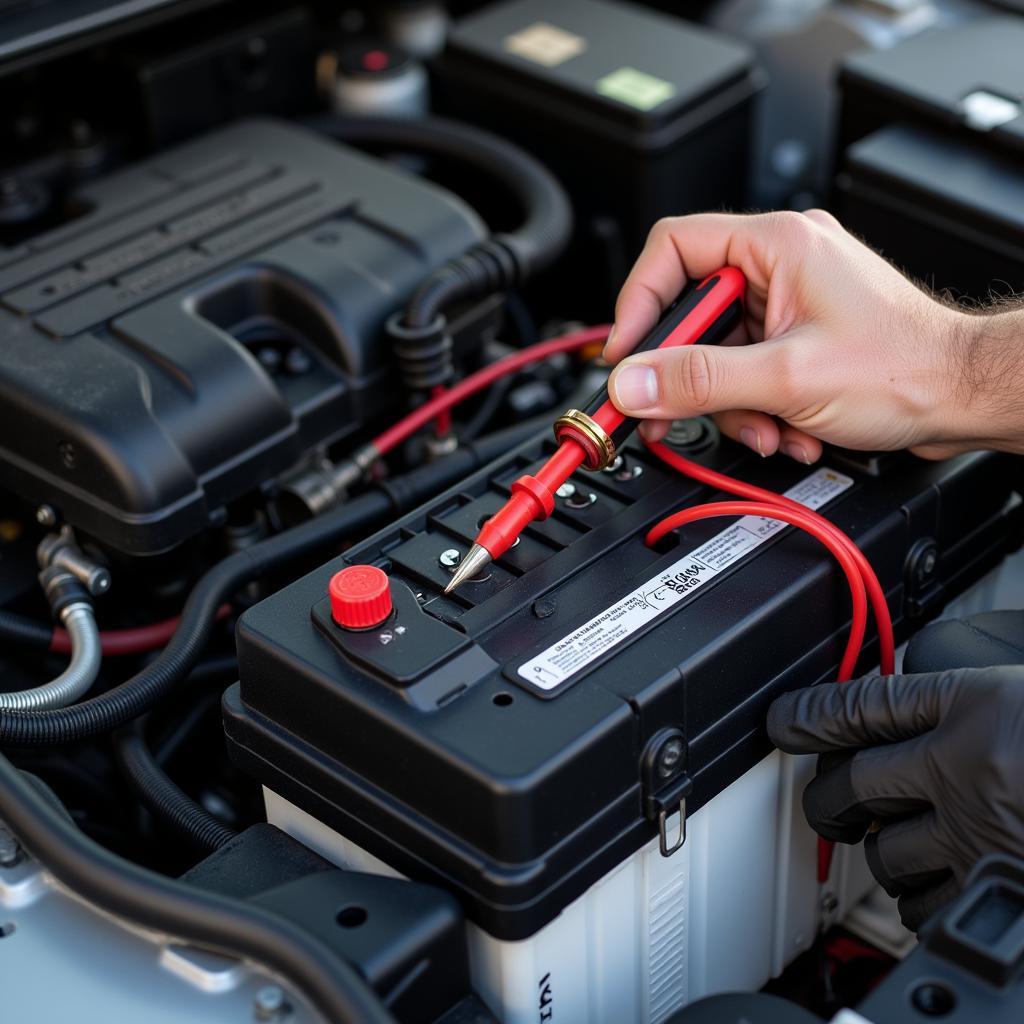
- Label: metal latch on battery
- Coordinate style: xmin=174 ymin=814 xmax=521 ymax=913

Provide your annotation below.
xmin=641 ymin=728 xmax=694 ymax=857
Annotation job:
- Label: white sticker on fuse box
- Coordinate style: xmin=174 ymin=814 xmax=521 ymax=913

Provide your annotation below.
xmin=517 ymin=467 xmax=854 ymax=693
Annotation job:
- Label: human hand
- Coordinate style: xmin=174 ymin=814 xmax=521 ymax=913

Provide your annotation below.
xmin=766 ymin=667 xmax=1024 ymax=931
xmin=605 ymin=211 xmax=1022 ymax=462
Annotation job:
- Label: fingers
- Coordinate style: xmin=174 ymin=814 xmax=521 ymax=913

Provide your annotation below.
xmin=865 ymin=811 xmax=951 ymax=893
xmin=801 ymin=735 xmax=933 ymax=842
xmin=897 ymin=875 xmax=961 ymax=933
xmin=607 ymin=339 xmax=797 ymax=422
xmin=606 ymin=212 xmax=786 ymax=362
xmin=714 ymin=411 xmax=823 ymax=462
xmin=767 ymin=673 xmax=961 ymax=754
xmin=637 ymin=419 xmax=671 ymax=443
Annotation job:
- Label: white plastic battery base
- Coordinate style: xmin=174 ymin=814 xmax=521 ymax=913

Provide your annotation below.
xmin=265 ymin=748 xmax=876 ymax=1024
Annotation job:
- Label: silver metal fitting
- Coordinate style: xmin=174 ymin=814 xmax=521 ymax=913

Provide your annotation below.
xmin=253 ymin=985 xmax=290 ymax=1021
xmin=37 ymin=526 xmax=111 ymax=596
xmin=438 ymin=548 xmax=462 ymax=569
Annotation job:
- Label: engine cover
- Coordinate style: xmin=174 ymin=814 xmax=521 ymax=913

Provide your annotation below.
xmin=0 ymin=118 xmax=485 ymax=554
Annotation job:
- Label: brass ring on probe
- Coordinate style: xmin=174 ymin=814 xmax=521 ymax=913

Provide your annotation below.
xmin=553 ymin=409 xmax=617 ymax=471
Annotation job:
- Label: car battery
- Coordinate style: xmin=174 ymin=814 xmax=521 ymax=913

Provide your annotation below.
xmin=433 ymin=0 xmax=763 ymax=319
xmin=835 ymin=16 xmax=1024 ymax=299
xmin=224 ymin=431 xmax=1020 ymax=1023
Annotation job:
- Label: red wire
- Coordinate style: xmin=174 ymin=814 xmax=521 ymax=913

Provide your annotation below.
xmin=430 ymin=385 xmax=452 ymax=438
xmin=371 ymin=325 xmax=611 ymax=456
xmin=49 ymin=605 xmax=233 ymax=656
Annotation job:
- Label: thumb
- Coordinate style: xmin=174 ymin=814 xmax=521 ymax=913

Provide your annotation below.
xmin=607 ymin=340 xmax=794 ymax=421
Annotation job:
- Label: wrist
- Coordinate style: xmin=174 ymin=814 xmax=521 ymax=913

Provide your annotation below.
xmin=941 ymin=308 xmax=1024 ymax=454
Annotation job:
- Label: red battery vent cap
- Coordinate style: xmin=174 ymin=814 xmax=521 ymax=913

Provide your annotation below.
xmin=329 ymin=565 xmax=392 ymax=629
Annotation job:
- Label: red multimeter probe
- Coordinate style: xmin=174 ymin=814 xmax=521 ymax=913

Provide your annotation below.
xmin=445 ymin=267 xmax=746 ymax=594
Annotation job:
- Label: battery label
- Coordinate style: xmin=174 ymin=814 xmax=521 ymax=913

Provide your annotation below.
xmin=517 ymin=467 xmax=854 ymax=693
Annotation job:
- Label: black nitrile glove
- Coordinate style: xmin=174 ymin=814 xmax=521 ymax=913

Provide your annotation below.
xmin=767 ymin=667 xmax=1024 ymax=931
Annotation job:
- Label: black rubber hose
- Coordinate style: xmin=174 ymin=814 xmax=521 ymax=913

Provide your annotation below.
xmin=115 ymin=717 xmax=238 ymax=853
xmin=303 ymin=113 xmax=573 ymax=289
xmin=0 ymin=609 xmax=51 ymax=648
xmin=0 ymin=751 xmax=394 ymax=1024
xmin=0 ymin=420 xmax=548 ymax=748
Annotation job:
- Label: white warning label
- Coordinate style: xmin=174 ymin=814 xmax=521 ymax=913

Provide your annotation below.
xmin=517 ymin=467 xmax=854 ymax=693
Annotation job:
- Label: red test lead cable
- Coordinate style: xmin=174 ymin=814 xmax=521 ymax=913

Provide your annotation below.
xmin=444 ymin=268 xmax=747 ymax=593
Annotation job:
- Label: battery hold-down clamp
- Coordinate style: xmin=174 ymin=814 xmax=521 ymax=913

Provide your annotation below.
xmin=642 ymin=728 xmax=693 ymax=857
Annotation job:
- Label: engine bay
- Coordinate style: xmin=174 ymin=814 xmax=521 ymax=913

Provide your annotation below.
xmin=2 ymin=2 xmax=1024 ymax=1022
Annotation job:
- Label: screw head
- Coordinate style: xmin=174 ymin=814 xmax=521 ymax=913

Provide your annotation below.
xmin=555 ymin=482 xmax=576 ymax=499
xmin=253 ymin=985 xmax=289 ymax=1021
xmin=0 ymin=829 xmax=21 ymax=868
xmin=564 ymin=489 xmax=597 ymax=510
xmin=656 ymin=736 xmax=685 ymax=779
xmin=284 ymin=347 xmax=312 ymax=375
xmin=36 ymin=505 xmax=58 ymax=528
xmin=603 ymin=455 xmax=624 ymax=474
xmin=439 ymin=548 xmax=462 ymax=568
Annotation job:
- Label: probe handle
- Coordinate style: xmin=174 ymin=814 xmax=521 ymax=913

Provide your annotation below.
xmin=557 ymin=268 xmax=746 ymax=468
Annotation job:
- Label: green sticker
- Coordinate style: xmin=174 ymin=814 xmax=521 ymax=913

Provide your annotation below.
xmin=596 ymin=67 xmax=676 ymax=111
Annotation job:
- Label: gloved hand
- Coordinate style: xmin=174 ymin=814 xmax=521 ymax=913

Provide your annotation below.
xmin=766 ymin=667 xmax=1024 ymax=931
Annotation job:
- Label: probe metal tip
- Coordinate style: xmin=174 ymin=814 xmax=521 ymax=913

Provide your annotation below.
xmin=443 ymin=543 xmax=492 ymax=595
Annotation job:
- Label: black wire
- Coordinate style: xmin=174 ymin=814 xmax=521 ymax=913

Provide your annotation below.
xmin=0 ymin=609 xmax=52 ymax=648
xmin=460 ymin=373 xmax=512 ymax=443
xmin=115 ymin=715 xmax=238 ymax=853
xmin=0 ymin=750 xmax=394 ymax=1024
xmin=460 ymin=291 xmax=539 ymax=442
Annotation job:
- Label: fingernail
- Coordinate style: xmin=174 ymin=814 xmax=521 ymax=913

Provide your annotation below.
xmin=783 ymin=442 xmax=812 ymax=465
xmin=603 ymin=325 xmax=617 ymax=356
xmin=740 ymin=426 xmax=764 ymax=457
xmin=611 ymin=363 xmax=658 ymax=411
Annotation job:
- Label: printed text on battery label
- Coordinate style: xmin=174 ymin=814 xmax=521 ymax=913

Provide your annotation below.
xmin=518 ymin=467 xmax=854 ymax=691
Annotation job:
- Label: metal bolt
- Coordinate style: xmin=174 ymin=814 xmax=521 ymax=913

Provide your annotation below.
xmin=253 ymin=985 xmax=289 ymax=1021
xmin=284 ymin=347 xmax=312 ymax=375
xmin=616 ymin=464 xmax=643 ymax=482
xmin=256 ymin=347 xmax=281 ymax=373
xmin=820 ymin=892 xmax=839 ymax=916
xmin=0 ymin=827 xmax=21 ymax=868
xmin=603 ymin=455 xmax=625 ymax=474
xmin=665 ymin=418 xmax=707 ymax=448
xmin=656 ymin=736 xmax=685 ymax=779
xmin=555 ymin=482 xmax=576 ymax=499
xmin=36 ymin=505 xmax=58 ymax=528
xmin=920 ymin=549 xmax=937 ymax=578
xmin=439 ymin=548 xmax=462 ymax=569
xmin=564 ymin=490 xmax=597 ymax=510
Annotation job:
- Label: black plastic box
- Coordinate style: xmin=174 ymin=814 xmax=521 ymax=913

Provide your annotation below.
xmin=224 ymin=430 xmax=1019 ymax=940
xmin=434 ymin=0 xmax=762 ymax=316
xmin=835 ymin=17 xmax=1024 ymax=298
